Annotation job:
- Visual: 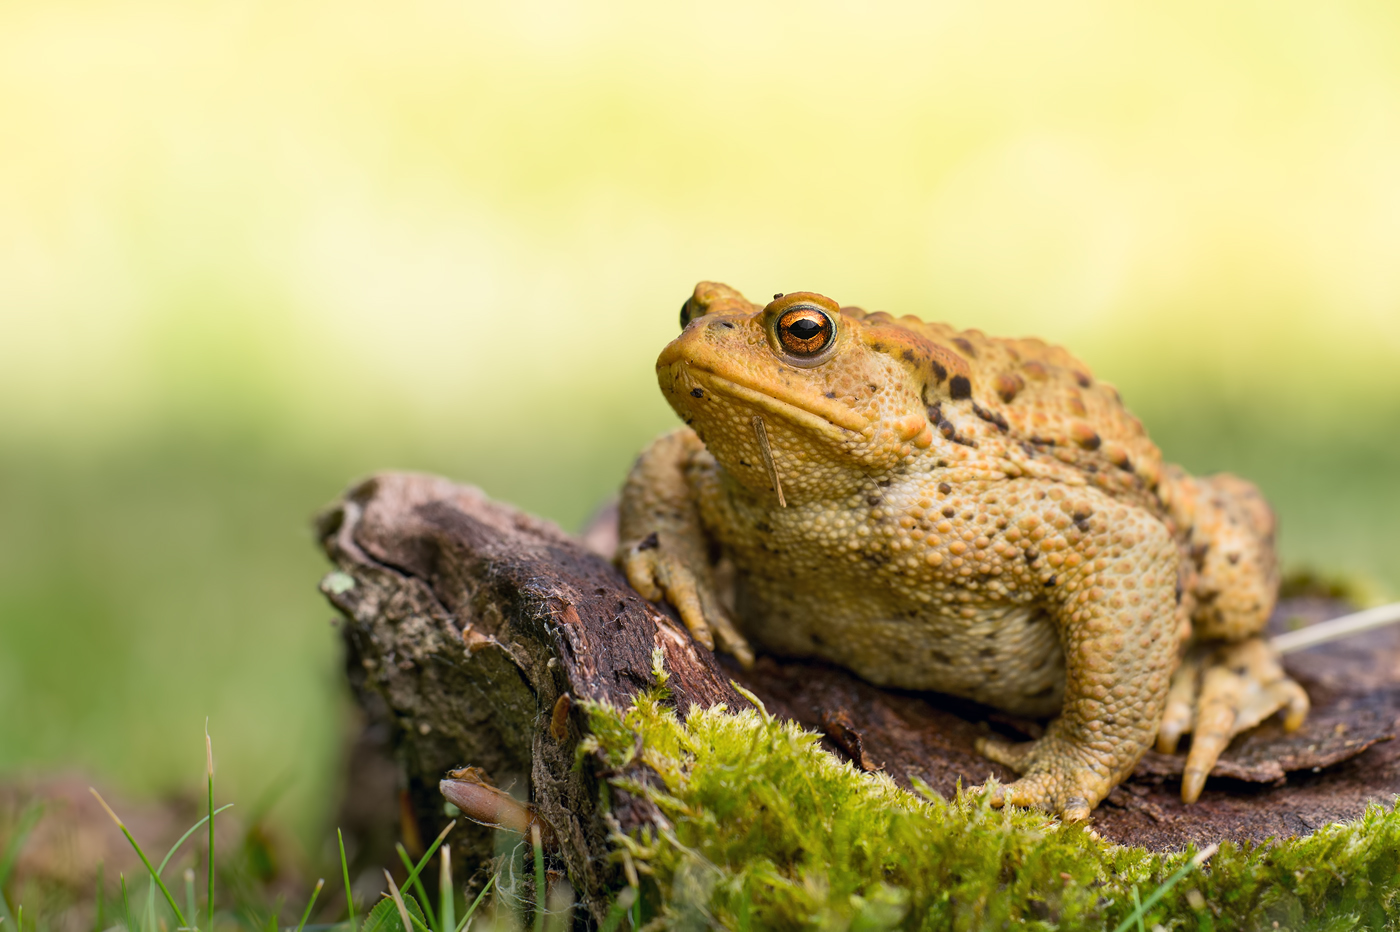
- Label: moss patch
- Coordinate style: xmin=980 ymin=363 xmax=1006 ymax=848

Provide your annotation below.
xmin=583 ymin=686 xmax=1400 ymax=931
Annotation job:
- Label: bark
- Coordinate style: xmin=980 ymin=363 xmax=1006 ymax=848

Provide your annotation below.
xmin=318 ymin=472 xmax=1400 ymax=915
xmin=317 ymin=473 xmax=742 ymax=919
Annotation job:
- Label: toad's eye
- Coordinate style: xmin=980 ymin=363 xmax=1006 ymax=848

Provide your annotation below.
xmin=680 ymin=299 xmax=701 ymax=329
xmin=776 ymin=306 xmax=835 ymax=357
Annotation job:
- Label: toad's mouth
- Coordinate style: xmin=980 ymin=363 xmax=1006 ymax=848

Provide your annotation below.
xmin=664 ymin=360 xmax=870 ymax=438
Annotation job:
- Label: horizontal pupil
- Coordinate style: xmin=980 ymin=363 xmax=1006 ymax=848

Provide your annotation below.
xmin=788 ymin=319 xmax=823 ymax=338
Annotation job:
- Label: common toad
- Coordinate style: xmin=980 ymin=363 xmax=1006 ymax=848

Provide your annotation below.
xmin=619 ymin=282 xmax=1308 ymax=819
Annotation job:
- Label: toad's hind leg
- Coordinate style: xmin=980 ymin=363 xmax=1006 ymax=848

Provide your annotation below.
xmin=1156 ymin=472 xmax=1310 ymax=802
xmin=1160 ymin=639 xmax=1309 ymax=801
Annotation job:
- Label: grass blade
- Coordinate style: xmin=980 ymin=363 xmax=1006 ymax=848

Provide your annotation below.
xmin=294 ymin=879 xmax=325 ymax=932
xmin=396 ymin=823 xmax=455 ymax=904
xmin=121 ymin=873 xmax=132 ymax=932
xmin=531 ymin=825 xmax=544 ymax=932
xmin=206 ymin=727 xmax=215 ymax=932
xmin=438 ymin=846 xmax=453 ymax=932
xmin=90 ymin=788 xmax=189 ymax=929
xmin=1111 ymin=843 xmax=1218 ymax=932
xmin=384 ymin=873 xmax=417 ymax=932
xmin=0 ymin=802 xmax=43 ymax=890
xmin=451 ymin=877 xmax=492 ymax=932
xmin=394 ymin=846 xmax=437 ymax=932
xmin=337 ymin=830 xmax=355 ymax=932
xmin=95 ymin=861 xmax=106 ymax=932
xmin=158 ymin=807 xmax=234 ymax=877
xmin=184 ymin=868 xmax=197 ymax=930
xmin=596 ymin=888 xmax=635 ymax=932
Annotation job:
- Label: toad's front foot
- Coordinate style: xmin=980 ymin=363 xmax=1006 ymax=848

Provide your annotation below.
xmin=1155 ymin=636 xmax=1308 ymax=803
xmin=973 ymin=735 xmax=1114 ymax=822
xmin=619 ymin=535 xmax=755 ymax=667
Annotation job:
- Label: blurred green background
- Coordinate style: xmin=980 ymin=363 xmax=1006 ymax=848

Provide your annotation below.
xmin=2 ymin=0 xmax=1399 ymax=846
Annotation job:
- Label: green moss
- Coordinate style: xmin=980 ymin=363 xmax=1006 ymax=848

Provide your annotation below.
xmin=582 ymin=690 xmax=1400 ymax=931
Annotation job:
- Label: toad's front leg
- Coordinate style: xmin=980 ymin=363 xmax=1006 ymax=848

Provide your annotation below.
xmin=977 ymin=503 xmax=1186 ymax=820
xmin=617 ymin=428 xmax=754 ymax=666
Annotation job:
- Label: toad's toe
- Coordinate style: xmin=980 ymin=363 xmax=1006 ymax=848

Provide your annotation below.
xmin=1169 ymin=636 xmax=1308 ymax=803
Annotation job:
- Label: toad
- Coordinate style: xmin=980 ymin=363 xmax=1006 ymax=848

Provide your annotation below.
xmin=618 ymin=282 xmax=1308 ymax=819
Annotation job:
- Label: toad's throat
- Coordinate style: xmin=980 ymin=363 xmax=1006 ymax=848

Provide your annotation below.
xmin=677 ymin=365 xmax=870 ymax=436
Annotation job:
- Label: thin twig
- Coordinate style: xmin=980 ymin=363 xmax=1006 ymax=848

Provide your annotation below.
xmin=751 ymin=416 xmax=786 ymax=507
xmin=1272 ymin=601 xmax=1400 ymax=653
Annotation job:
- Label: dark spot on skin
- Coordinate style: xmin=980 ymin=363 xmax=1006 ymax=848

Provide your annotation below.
xmin=972 ymin=402 xmax=1009 ymax=432
xmin=738 ymin=459 xmax=751 ymax=467
xmin=810 ymin=632 xmax=825 ymax=647
xmin=930 ymin=361 xmax=948 ymax=383
xmin=949 ymin=375 xmax=972 ymax=400
xmin=1044 ymin=574 xmax=1058 ymax=587
xmin=877 ymin=478 xmax=891 ymax=487
xmin=979 ymin=647 xmax=996 ymax=658
xmin=868 ymin=384 xmax=878 ymax=392
xmin=1072 ymin=510 xmax=1092 ymax=532
xmin=872 ymin=342 xmax=885 ymax=352
xmin=902 ymin=349 xmax=915 ymax=362
xmin=1030 ymin=436 xmax=1057 ymax=446
xmin=984 ymin=629 xmax=996 ymax=639
xmin=1116 ymin=457 xmax=1134 ymax=472
xmin=1076 ymin=431 xmax=1102 ymax=451
xmin=755 ymin=521 xmax=772 ymax=533
xmin=690 ymin=388 xmax=704 ymax=398
xmin=1175 ymin=580 xmax=1184 ymax=604
xmin=931 ymin=650 xmax=951 ymax=664
xmin=868 ymin=496 xmax=883 ymax=507
xmin=1074 ymin=371 xmax=1092 ymax=388
xmin=927 ymin=401 xmax=977 ymax=446
xmin=1227 ymin=552 xmax=1241 ymax=565
xmin=637 ymin=532 xmax=659 ymax=551
xmin=938 ymin=482 xmax=952 ymax=495
xmin=1024 ymin=550 xmax=1039 ymax=565
xmin=953 ymin=337 xmax=976 ymax=357
xmin=942 ymin=506 xmax=956 ymax=518
xmin=825 ymin=391 xmax=837 ymax=398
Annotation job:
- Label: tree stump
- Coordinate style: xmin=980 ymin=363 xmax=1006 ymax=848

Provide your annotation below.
xmin=317 ymin=472 xmax=1400 ymax=919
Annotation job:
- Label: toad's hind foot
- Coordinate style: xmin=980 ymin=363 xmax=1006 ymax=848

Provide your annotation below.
xmin=973 ymin=736 xmax=1112 ymax=822
xmin=1155 ymin=636 xmax=1308 ymax=803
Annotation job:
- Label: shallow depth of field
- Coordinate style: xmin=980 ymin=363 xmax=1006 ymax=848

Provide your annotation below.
xmin=2 ymin=0 xmax=1400 ymax=855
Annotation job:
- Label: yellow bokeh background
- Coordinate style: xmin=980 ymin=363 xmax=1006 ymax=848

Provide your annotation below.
xmin=2 ymin=0 xmax=1398 ymax=842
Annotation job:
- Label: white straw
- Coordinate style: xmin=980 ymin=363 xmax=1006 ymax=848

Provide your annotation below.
xmin=1271 ymin=601 xmax=1400 ymax=654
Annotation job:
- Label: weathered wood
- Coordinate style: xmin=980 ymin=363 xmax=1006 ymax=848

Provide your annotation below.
xmin=317 ymin=473 xmax=743 ymax=918
xmin=318 ymin=472 xmax=1400 ymax=913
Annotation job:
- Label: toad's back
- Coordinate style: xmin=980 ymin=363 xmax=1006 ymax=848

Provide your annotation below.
xmin=850 ymin=309 xmax=1166 ymax=508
